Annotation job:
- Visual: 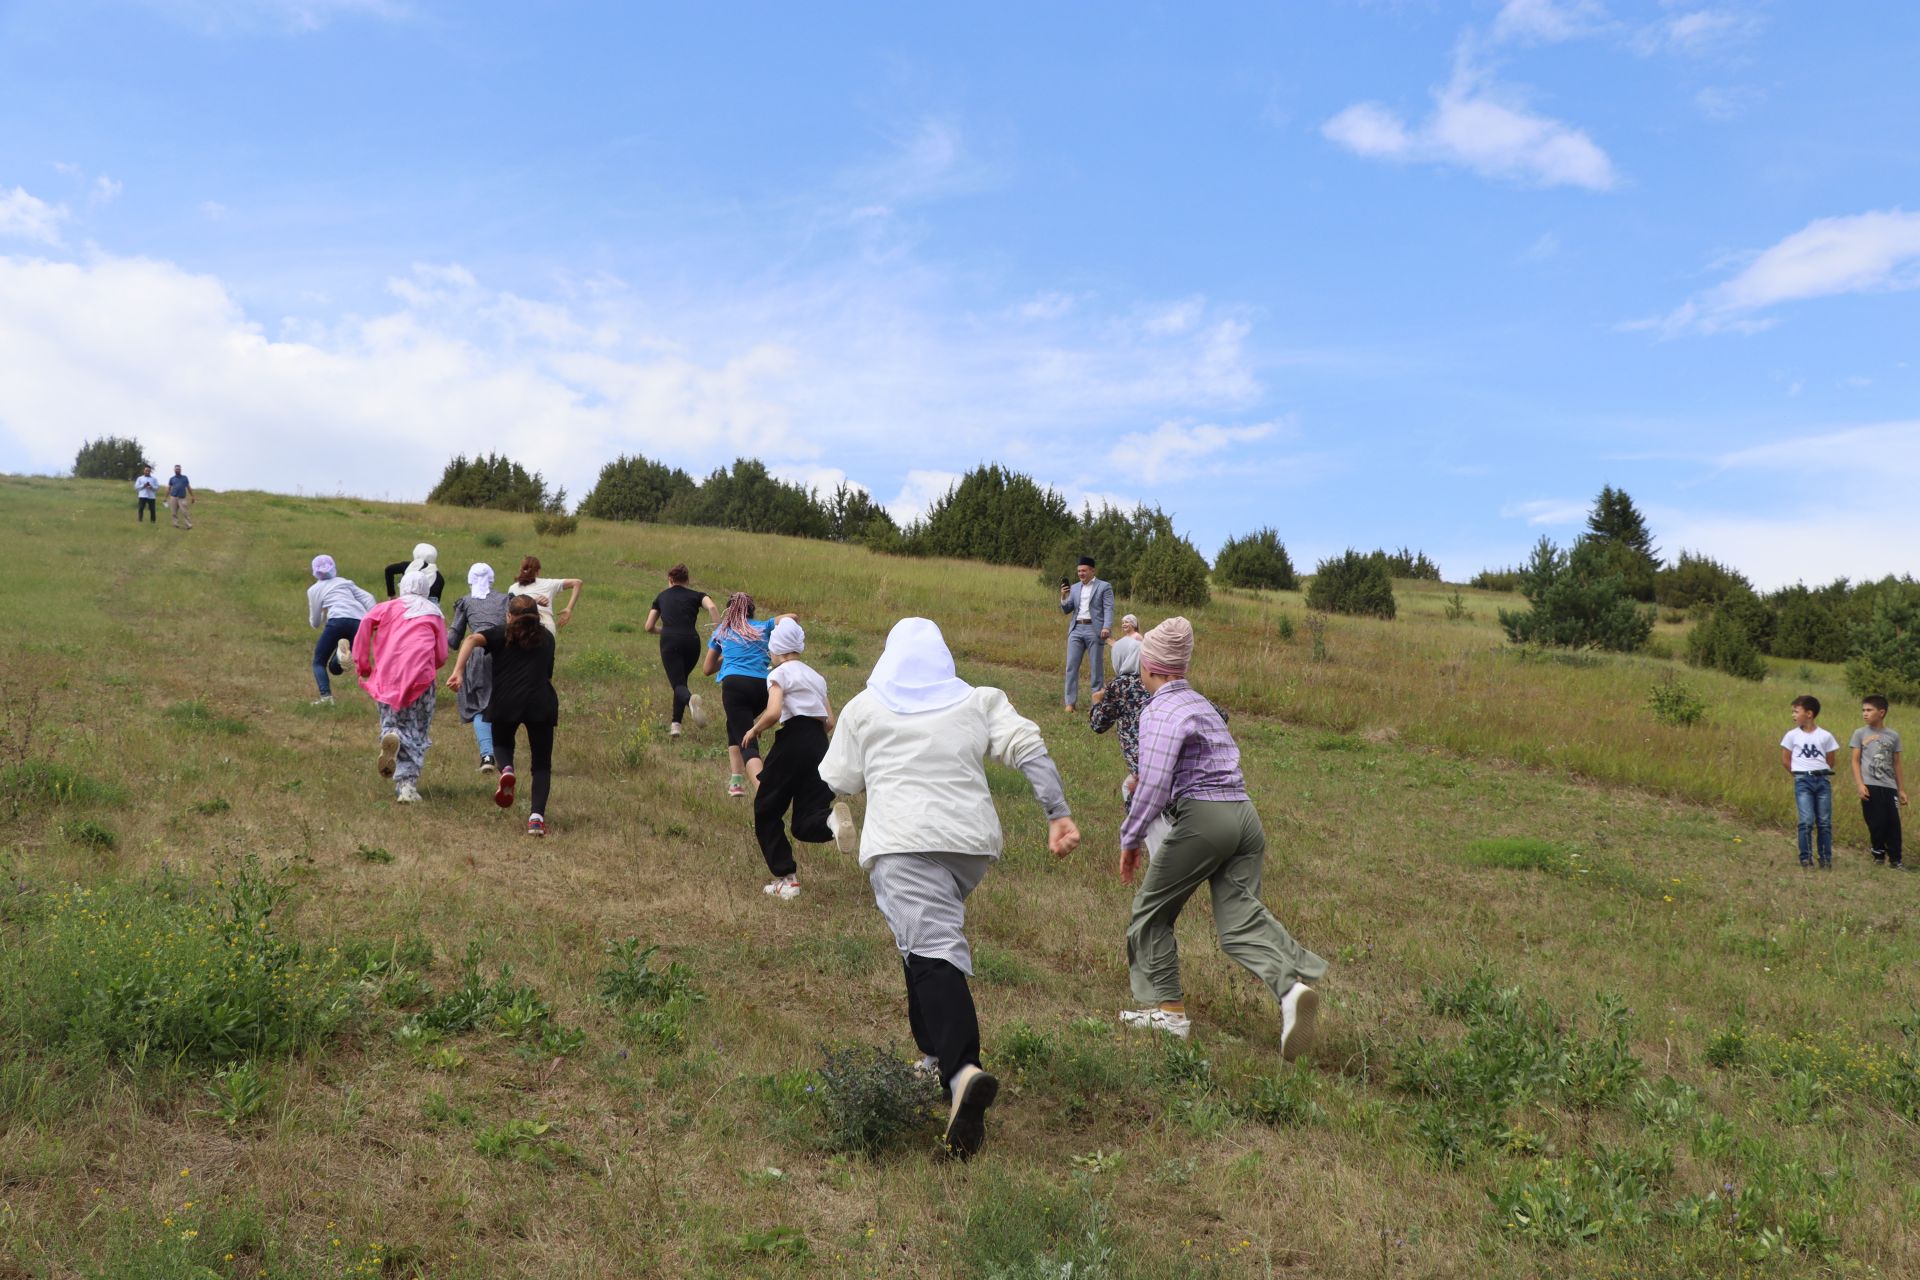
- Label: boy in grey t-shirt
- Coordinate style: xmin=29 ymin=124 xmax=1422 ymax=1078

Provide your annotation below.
xmin=1850 ymin=695 xmax=1907 ymax=869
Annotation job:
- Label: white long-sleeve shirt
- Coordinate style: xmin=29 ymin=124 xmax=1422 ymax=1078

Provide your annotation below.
xmin=308 ymin=577 xmax=376 ymax=628
xmin=819 ymin=686 xmax=1056 ymax=866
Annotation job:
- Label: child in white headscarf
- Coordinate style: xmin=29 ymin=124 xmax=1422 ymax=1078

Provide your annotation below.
xmin=818 ymin=617 xmax=1080 ymax=1160
xmin=353 ymin=567 xmax=447 ymax=804
xmin=447 ymin=562 xmax=510 ymax=773
xmin=306 ymin=554 xmax=375 ymax=705
xmin=740 ymin=618 xmax=851 ymax=899
xmin=384 ymin=542 xmax=445 ymax=603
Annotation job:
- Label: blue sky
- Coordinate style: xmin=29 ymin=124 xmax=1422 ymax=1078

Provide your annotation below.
xmin=2 ymin=0 xmax=1917 ymax=586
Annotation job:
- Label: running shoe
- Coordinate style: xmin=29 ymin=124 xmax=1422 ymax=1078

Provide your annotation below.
xmin=668 ymin=722 xmax=681 ymax=737
xmin=335 ymin=637 xmax=353 ymax=672
xmin=829 ymin=801 xmax=858 ymax=855
xmin=396 ymin=782 xmax=422 ymax=804
xmin=311 ymin=695 xmax=334 ymax=706
xmin=687 ymin=693 xmax=708 ymax=727
xmin=942 ymin=1066 xmax=999 ymax=1161
xmin=762 ymin=875 xmax=800 ymax=900
xmin=526 ymin=814 xmax=546 ymax=838
xmin=1120 ymin=1007 xmax=1192 ymax=1039
xmin=727 ymin=774 xmax=746 ymax=798
xmin=478 ymin=754 xmax=497 ymax=775
xmin=1280 ymin=982 xmax=1319 ymax=1063
xmin=494 ymin=768 xmax=516 ymax=808
xmin=377 ymin=731 xmax=401 ymax=778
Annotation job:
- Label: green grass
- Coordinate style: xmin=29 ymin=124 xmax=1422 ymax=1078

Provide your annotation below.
xmin=4 ymin=474 xmax=1920 ymax=1278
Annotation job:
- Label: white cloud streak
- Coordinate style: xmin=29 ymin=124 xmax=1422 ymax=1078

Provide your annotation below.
xmin=1500 ymin=498 xmax=1590 ymax=526
xmin=0 ymin=187 xmax=67 ymax=244
xmin=1107 ymin=420 xmax=1279 ymax=484
xmin=1492 ymin=0 xmax=1609 ymax=45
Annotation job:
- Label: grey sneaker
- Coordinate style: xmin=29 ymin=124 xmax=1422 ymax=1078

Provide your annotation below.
xmin=1280 ymin=982 xmax=1319 ymax=1063
xmin=377 ymin=731 xmax=401 ymax=778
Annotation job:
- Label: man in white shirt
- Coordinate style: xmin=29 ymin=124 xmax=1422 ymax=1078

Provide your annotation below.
xmin=1056 ymin=556 xmax=1114 ymax=713
xmin=134 ymin=466 xmax=159 ymax=523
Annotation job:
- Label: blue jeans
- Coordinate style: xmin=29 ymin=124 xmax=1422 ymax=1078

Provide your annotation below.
xmin=1793 ymin=773 xmax=1834 ymax=865
xmin=1064 ymin=624 xmax=1104 ymax=707
xmin=471 ymin=716 xmax=495 ymax=757
xmin=312 ymin=616 xmax=359 ymax=696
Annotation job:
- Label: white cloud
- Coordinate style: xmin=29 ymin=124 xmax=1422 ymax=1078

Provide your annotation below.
xmin=1694 ymin=85 xmax=1762 ymax=121
xmin=0 ymin=187 xmax=68 ymax=245
xmin=1500 ymin=498 xmax=1590 ymax=526
xmin=1107 ymin=419 xmax=1278 ymax=484
xmin=883 ymin=470 xmax=966 ymax=525
xmin=1520 ymin=231 xmax=1562 ymax=263
xmin=90 ymin=176 xmax=123 ymax=206
xmin=1718 ymin=419 xmax=1920 ymax=480
xmin=1017 ymin=291 xmax=1077 ymax=321
xmin=1655 ymin=510 xmax=1917 ymax=591
xmin=1323 ymin=64 xmax=1617 ymax=191
xmin=1140 ymin=296 xmax=1206 ymax=337
xmin=1634 ymin=7 xmax=1762 ymax=57
xmin=1634 ymin=209 xmax=1920 ymax=336
xmin=1492 ymin=0 xmax=1608 ymax=45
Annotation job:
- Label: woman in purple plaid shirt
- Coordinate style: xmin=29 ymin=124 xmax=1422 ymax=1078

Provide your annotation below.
xmin=1116 ymin=617 xmax=1326 ymax=1057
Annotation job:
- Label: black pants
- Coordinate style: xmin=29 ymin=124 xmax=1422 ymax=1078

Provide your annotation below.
xmin=494 ymin=719 xmax=555 ymax=815
xmin=659 ymin=632 xmax=700 ymax=724
xmin=752 ymin=716 xmax=834 ymax=877
xmin=1863 ymin=785 xmax=1904 ymax=864
xmin=905 ymin=955 xmax=980 ymax=1092
xmin=137 ymin=497 xmax=156 ymax=522
xmin=721 ymin=674 xmax=768 ymax=763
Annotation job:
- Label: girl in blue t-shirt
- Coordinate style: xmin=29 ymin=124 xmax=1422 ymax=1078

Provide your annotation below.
xmin=701 ymin=592 xmax=795 ymax=797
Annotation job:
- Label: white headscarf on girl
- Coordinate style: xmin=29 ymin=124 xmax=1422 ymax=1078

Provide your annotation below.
xmin=769 ymin=617 xmax=806 ymax=656
xmin=397 ymin=567 xmax=443 ymax=620
xmin=405 ymin=542 xmax=438 ymax=582
xmin=864 ymin=617 xmax=973 ymax=715
xmin=468 ymin=563 xmax=495 ymax=599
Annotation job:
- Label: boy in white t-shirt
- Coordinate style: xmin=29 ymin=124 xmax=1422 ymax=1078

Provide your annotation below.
xmin=741 ymin=618 xmax=854 ymax=900
xmin=1781 ymin=694 xmax=1842 ymax=870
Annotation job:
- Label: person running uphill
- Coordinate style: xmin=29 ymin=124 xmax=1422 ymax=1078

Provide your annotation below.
xmin=1117 ymin=617 xmax=1325 ymax=1059
xmin=384 ymin=543 xmax=445 ymax=603
xmin=740 ymin=618 xmax=852 ymax=899
xmin=819 ymin=617 xmax=1080 ymax=1160
xmin=448 ymin=563 xmax=510 ymax=773
xmin=702 ymin=592 xmax=789 ymax=797
xmin=307 ymin=554 xmax=375 ymax=704
xmin=449 ymin=594 xmax=559 ymax=837
xmin=645 ymin=564 xmax=718 ymax=737
xmin=507 ymin=556 xmax=582 ymax=636
xmin=354 ymin=567 xmax=447 ymax=804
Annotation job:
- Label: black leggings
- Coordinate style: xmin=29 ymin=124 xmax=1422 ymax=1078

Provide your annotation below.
xmin=494 ymin=719 xmax=555 ymax=816
xmin=659 ymin=632 xmax=700 ymax=724
xmin=906 ymin=955 xmax=981 ymax=1092
xmin=721 ymin=674 xmax=769 ymax=763
xmin=1863 ymin=786 xmax=1904 ymax=863
xmin=753 ymin=716 xmax=834 ymax=876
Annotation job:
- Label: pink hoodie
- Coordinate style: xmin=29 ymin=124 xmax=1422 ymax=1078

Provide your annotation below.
xmin=354 ymin=598 xmax=447 ymax=708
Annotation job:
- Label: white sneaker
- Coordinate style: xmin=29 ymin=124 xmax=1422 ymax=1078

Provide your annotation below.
xmin=943 ymin=1064 xmax=999 ymax=1161
xmin=1280 ymin=982 xmax=1319 ymax=1063
xmin=335 ymin=638 xmax=353 ymax=671
xmin=911 ymin=1054 xmax=940 ymax=1078
xmin=1120 ymin=1007 xmax=1192 ymax=1039
xmin=668 ymin=722 xmax=681 ymax=738
xmin=377 ymin=731 xmax=401 ymax=778
xmin=395 ymin=781 xmax=422 ymax=804
xmin=762 ymin=875 xmax=800 ymax=900
xmin=687 ymin=693 xmax=708 ymax=728
xmin=311 ymin=695 xmax=334 ymax=706
xmin=828 ymin=802 xmax=858 ymax=855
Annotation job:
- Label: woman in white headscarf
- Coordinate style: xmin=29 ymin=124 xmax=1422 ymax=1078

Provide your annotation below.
xmin=384 ymin=542 xmax=446 ymax=603
xmin=818 ymin=617 xmax=1081 ymax=1161
xmin=353 ymin=567 xmax=448 ymax=804
xmin=447 ymin=563 xmax=510 ymax=773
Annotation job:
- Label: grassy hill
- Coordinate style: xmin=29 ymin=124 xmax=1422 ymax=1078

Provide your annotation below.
xmin=2 ymin=474 xmax=1916 ymax=1278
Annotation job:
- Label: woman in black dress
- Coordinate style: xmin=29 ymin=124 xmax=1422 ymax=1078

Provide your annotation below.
xmin=644 ymin=563 xmax=719 ymax=738
xmin=448 ymin=595 xmax=559 ymax=837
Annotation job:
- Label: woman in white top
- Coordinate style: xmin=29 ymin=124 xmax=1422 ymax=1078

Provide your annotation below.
xmin=306 ymin=554 xmax=375 ymax=704
xmin=506 ymin=555 xmax=583 ymax=636
xmin=818 ymin=617 xmax=1080 ymax=1160
xmin=740 ymin=618 xmax=851 ymax=900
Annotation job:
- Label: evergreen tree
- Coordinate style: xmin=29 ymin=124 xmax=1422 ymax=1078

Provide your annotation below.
xmin=428 ymin=453 xmax=551 ymax=512
xmin=657 ymin=458 xmax=832 ymax=538
xmin=1369 ymin=547 xmax=1442 ymax=581
xmin=903 ymin=464 xmax=1074 ymax=566
xmin=1036 ymin=504 xmax=1163 ymax=596
xmin=577 ymin=453 xmax=696 ymax=522
xmin=1846 ymin=582 xmax=1920 ymax=701
xmin=1497 ymin=536 xmax=1653 ymax=651
xmin=1213 ymin=528 xmax=1299 ymax=591
xmin=1306 ymin=550 xmax=1397 ymax=619
xmin=1656 ymin=551 xmax=1753 ymax=611
xmin=73 ymin=435 xmax=150 ymax=480
xmin=1132 ymin=524 xmax=1213 ymax=608
xmin=1684 ymin=607 xmax=1768 ymax=681
xmin=1584 ymin=485 xmax=1660 ymax=602
xmin=824 ymin=482 xmax=898 ymax=544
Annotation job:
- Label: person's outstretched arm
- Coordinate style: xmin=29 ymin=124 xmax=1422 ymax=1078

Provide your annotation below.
xmin=384 ymin=562 xmax=405 ymax=598
xmin=557 ymin=579 xmax=583 ymax=629
xmin=446 ymin=633 xmax=486 ymax=690
xmin=702 ymin=595 xmax=719 ymax=625
xmin=742 ymin=683 xmax=785 ymax=753
xmin=701 ymin=641 xmax=721 ymax=677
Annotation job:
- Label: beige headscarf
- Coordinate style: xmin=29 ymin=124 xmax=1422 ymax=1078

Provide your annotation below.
xmin=1140 ymin=616 xmax=1193 ymax=677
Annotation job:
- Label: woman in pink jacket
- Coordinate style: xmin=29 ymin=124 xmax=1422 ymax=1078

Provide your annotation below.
xmin=354 ymin=564 xmax=447 ymax=804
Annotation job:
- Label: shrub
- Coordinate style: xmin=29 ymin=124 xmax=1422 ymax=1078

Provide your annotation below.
xmin=577 ymin=453 xmax=697 ymax=522
xmin=5 ymin=859 xmax=359 ymax=1062
xmin=63 ymin=818 xmax=116 ymax=849
xmin=1657 ymin=551 xmax=1754 ymax=611
xmin=1213 ymin=527 xmax=1298 ymax=590
xmin=73 ymin=435 xmax=150 ymax=480
xmin=1306 ymin=550 xmax=1396 ymax=619
xmin=1131 ymin=526 xmax=1212 ymax=608
xmin=1470 ymin=566 xmax=1524 ymax=592
xmin=479 ymin=530 xmax=506 ymax=548
xmin=1498 ymin=537 xmax=1652 ymax=652
xmin=428 ymin=452 xmax=552 ymax=512
xmin=1648 ymin=674 xmax=1708 ymax=727
xmin=1685 ymin=609 xmax=1767 ymax=681
xmin=1844 ymin=583 xmax=1920 ymax=701
xmin=531 ymin=510 xmax=577 ymax=537
xmin=660 ymin=458 xmax=834 ymax=539
xmin=1369 ymin=547 xmax=1442 ymax=581
xmin=903 ymin=464 xmax=1073 ymax=567
xmin=817 ymin=1044 xmax=942 ymax=1154
xmin=1767 ymin=589 xmax=1850 ymax=662
xmin=824 ymin=482 xmax=899 ymax=544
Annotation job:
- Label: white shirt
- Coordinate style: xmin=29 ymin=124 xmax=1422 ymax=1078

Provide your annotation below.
xmin=769 ymin=659 xmax=829 ymax=722
xmin=135 ymin=474 xmax=159 ymax=498
xmin=308 ymin=577 xmax=376 ymax=628
xmin=819 ymin=686 xmax=1046 ymax=866
xmin=509 ymin=578 xmax=568 ymax=635
xmin=1781 ymin=726 xmax=1841 ymax=772
xmin=1076 ymin=583 xmax=1093 ymax=621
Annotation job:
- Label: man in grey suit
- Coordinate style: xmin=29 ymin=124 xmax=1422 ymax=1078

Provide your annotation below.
xmin=1058 ymin=556 xmax=1114 ymax=712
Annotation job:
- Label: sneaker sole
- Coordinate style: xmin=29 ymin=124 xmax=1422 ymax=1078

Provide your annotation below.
xmin=943 ymin=1071 xmax=999 ymax=1161
xmin=832 ymin=802 xmax=857 ymax=855
xmin=688 ymin=695 xmax=708 ymax=728
xmin=494 ymin=774 xmax=516 ymax=808
xmin=336 ymin=640 xmax=353 ymax=671
xmin=1281 ymin=987 xmax=1319 ymax=1063
xmin=377 ymin=731 xmax=401 ymax=778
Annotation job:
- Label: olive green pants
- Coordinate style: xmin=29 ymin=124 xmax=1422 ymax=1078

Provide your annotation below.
xmin=1125 ymin=798 xmax=1327 ymax=1006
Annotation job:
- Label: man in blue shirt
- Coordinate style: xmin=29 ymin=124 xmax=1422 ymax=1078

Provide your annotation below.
xmin=1057 ymin=556 xmax=1113 ymax=713
xmin=167 ymin=465 xmax=194 ymax=529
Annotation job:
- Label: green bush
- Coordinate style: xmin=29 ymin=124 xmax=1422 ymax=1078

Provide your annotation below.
xmin=1684 ymin=609 xmax=1767 ymax=681
xmin=576 ymin=452 xmax=697 ymax=522
xmin=1844 ymin=584 xmax=1920 ymax=701
xmin=1131 ymin=527 xmax=1212 ymax=608
xmin=1647 ymin=674 xmax=1708 ymax=727
xmin=1470 ymin=566 xmax=1524 ymax=592
xmin=817 ymin=1044 xmax=942 ymax=1154
xmin=428 ymin=452 xmax=552 ymax=512
xmin=1368 ymin=547 xmax=1442 ymax=581
xmin=1498 ymin=537 xmax=1652 ymax=652
xmin=4 ymin=859 xmax=359 ymax=1062
xmin=660 ymin=457 xmax=834 ymax=538
xmin=1657 ymin=551 xmax=1753 ymax=611
xmin=531 ymin=510 xmax=578 ymax=537
xmin=1306 ymin=550 xmax=1396 ymax=619
xmin=904 ymin=464 xmax=1073 ymax=567
xmin=1213 ymin=527 xmax=1298 ymax=590
xmin=73 ymin=435 xmax=151 ymax=480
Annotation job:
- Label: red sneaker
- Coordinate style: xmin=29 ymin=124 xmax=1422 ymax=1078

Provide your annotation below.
xmin=493 ymin=769 xmax=516 ymax=809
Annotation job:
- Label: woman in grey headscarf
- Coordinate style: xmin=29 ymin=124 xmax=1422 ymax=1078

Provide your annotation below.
xmin=447 ymin=562 xmax=510 ymax=774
